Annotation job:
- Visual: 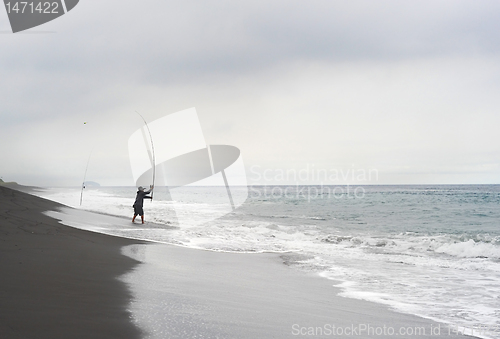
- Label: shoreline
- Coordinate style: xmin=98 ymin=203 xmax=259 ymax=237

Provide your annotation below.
xmin=1 ymin=185 xmax=483 ymax=338
xmin=121 ymin=242 xmax=481 ymax=339
xmin=0 ymin=186 xmax=143 ymax=339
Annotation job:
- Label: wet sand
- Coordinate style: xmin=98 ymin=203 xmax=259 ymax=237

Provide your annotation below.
xmin=121 ymin=242 xmax=481 ymax=339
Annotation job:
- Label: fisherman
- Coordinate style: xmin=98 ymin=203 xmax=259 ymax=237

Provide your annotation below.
xmin=132 ymin=185 xmax=154 ymax=224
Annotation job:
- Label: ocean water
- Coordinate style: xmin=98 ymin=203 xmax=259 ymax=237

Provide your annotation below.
xmin=38 ymin=185 xmax=500 ymax=338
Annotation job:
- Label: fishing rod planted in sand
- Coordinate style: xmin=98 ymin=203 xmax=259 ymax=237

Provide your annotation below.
xmin=80 ymin=149 xmax=93 ymax=206
xmin=135 ymin=111 xmax=156 ymax=201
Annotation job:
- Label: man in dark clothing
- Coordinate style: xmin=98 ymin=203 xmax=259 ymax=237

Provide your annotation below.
xmin=132 ymin=185 xmax=153 ymax=224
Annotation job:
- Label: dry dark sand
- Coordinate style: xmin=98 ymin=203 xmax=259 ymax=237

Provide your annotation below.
xmin=0 ymin=186 xmax=142 ymax=339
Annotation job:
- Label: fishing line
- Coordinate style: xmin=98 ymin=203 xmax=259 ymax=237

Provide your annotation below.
xmin=135 ymin=111 xmax=156 ymax=201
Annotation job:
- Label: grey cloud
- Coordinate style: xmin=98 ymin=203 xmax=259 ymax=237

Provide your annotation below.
xmin=1 ymin=0 xmax=500 ymax=185
xmin=3 ymin=0 xmax=500 ymax=86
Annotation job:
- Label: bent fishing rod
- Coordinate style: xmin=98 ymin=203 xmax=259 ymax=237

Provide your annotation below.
xmin=135 ymin=111 xmax=156 ymax=201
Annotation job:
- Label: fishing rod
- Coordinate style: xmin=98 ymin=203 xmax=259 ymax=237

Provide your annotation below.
xmin=135 ymin=111 xmax=156 ymax=201
xmin=80 ymin=149 xmax=93 ymax=206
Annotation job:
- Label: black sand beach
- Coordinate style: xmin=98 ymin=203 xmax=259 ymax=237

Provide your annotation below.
xmin=0 ymin=186 xmax=142 ymax=339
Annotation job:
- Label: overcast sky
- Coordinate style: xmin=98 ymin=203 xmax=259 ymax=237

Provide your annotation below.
xmin=1 ymin=0 xmax=499 ymax=186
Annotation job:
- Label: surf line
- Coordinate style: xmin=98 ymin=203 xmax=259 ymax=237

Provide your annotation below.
xmin=135 ymin=111 xmax=156 ymax=201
